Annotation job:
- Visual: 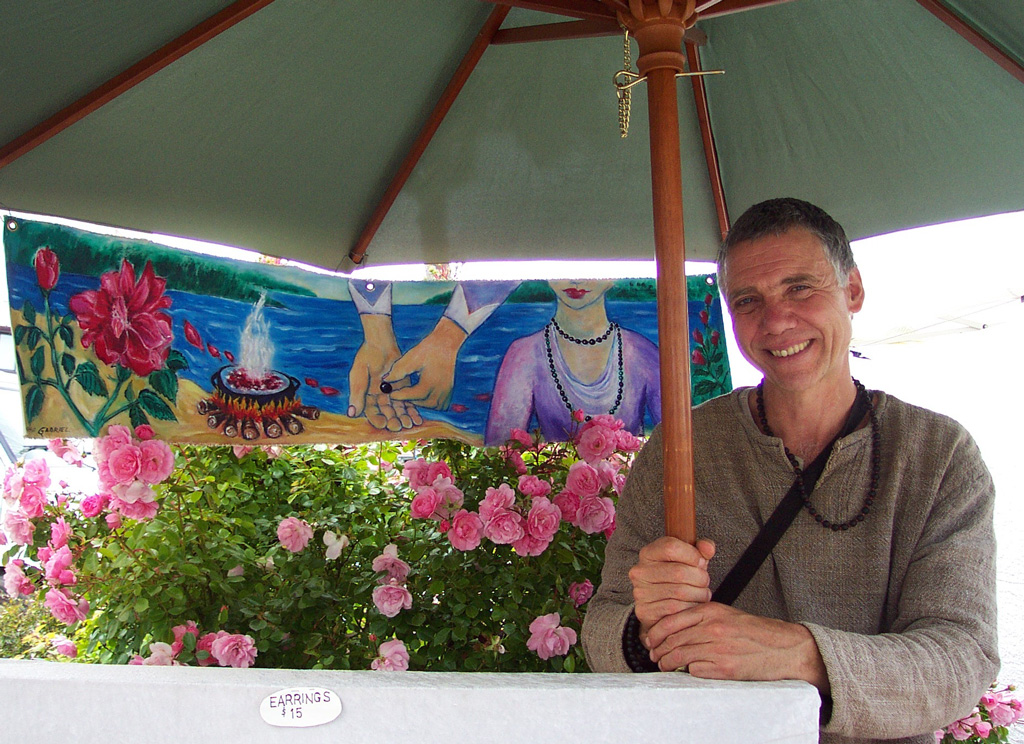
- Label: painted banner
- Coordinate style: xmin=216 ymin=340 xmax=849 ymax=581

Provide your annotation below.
xmin=3 ymin=218 xmax=731 ymax=446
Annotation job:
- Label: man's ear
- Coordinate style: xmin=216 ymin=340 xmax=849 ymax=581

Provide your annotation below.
xmin=846 ymin=267 xmax=865 ymax=314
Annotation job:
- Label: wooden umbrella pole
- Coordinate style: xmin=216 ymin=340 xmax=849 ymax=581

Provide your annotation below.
xmin=623 ymin=1 xmax=698 ymax=543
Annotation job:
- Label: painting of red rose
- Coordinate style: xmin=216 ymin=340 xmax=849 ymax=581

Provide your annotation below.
xmin=69 ymin=260 xmax=173 ymax=377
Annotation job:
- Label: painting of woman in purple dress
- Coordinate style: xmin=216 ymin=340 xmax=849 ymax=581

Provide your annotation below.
xmin=484 ymin=280 xmax=660 ymax=445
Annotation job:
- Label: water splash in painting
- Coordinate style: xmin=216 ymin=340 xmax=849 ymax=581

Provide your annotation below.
xmin=239 ymin=293 xmax=274 ymax=377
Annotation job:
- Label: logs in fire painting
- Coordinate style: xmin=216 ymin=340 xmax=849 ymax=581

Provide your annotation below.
xmin=3 ymin=218 xmax=731 ymax=446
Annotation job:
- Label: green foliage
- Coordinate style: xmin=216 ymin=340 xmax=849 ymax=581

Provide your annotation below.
xmin=8 ymin=437 xmax=619 ymax=672
xmin=0 ymin=597 xmax=64 ymax=659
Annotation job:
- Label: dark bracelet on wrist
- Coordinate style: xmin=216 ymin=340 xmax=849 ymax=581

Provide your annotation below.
xmin=622 ymin=610 xmax=659 ymax=673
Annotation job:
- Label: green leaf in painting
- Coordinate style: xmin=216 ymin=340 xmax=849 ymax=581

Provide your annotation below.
xmin=149 ymin=369 xmax=178 ymax=403
xmin=30 ymin=347 xmax=45 ymax=377
xmin=60 ymin=353 xmax=76 ymax=377
xmin=74 ymin=362 xmax=108 ymax=396
xmin=129 ymin=403 xmax=150 ymax=429
xmin=25 ymin=385 xmax=44 ymax=421
xmin=165 ymin=349 xmax=189 ymax=372
xmin=57 ymin=324 xmax=74 ymax=348
xmin=26 ymin=326 xmax=42 ymax=349
xmin=138 ymin=389 xmax=176 ymax=421
xmin=21 ymin=301 xmax=36 ymax=325
xmin=13 ymin=325 xmax=26 ymax=345
xmin=115 ymin=365 xmax=132 ymax=383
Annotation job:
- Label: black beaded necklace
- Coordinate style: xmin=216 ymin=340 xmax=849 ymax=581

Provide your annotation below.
xmin=756 ymin=378 xmax=880 ymax=531
xmin=544 ymin=322 xmax=623 ymax=421
xmin=551 ymin=318 xmax=615 ymax=346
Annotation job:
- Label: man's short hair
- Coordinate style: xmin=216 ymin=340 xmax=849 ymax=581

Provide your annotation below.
xmin=717 ymin=198 xmax=856 ymax=291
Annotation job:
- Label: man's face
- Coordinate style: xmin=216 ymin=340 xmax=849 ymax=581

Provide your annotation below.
xmin=723 ymin=227 xmax=864 ymax=396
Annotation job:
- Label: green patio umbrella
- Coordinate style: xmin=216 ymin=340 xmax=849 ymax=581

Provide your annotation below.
xmin=2 ymin=0 xmax=1023 ymax=538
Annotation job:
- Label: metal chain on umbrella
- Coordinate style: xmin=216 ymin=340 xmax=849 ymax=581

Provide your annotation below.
xmin=616 ymin=26 xmax=635 ymax=138
xmin=614 ymin=30 xmax=726 ymax=138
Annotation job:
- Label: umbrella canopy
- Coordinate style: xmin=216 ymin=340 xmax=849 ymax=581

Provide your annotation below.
xmin=1 ymin=0 xmax=1022 ymax=271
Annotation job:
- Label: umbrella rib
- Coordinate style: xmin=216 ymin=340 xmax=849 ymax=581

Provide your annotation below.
xmin=492 ymin=18 xmax=620 ymax=44
xmin=476 ymin=0 xmax=616 ymax=22
xmin=914 ymin=0 xmax=1024 ymax=85
xmin=685 ymin=42 xmax=730 ymax=241
xmin=347 ymin=6 xmax=511 ymax=267
xmin=0 ymin=0 xmax=277 ymax=171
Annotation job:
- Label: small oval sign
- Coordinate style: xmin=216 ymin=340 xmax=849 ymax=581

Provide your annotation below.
xmin=260 ymin=687 xmax=342 ymax=728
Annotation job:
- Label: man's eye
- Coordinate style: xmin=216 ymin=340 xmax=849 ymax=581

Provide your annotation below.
xmin=732 ymin=297 xmax=755 ymax=311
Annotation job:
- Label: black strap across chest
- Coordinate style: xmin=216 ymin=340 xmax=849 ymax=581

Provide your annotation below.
xmin=710 ymin=392 xmax=871 ymax=606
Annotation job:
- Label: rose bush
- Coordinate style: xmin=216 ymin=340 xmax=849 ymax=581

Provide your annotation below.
xmin=0 ymin=415 xmax=633 ymax=672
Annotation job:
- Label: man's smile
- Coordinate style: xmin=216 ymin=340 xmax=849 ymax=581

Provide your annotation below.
xmin=768 ymin=340 xmax=811 ymax=358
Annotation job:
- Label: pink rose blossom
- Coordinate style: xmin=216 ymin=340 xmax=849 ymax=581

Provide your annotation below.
xmin=577 ymin=496 xmax=616 ymax=535
xmin=22 ymin=458 xmax=51 ymax=488
xmin=947 ymin=715 xmax=980 ymax=741
xmin=171 ymin=621 xmax=200 ymax=655
xmin=973 ymin=720 xmax=992 ymax=739
xmin=44 ymin=588 xmax=89 ymax=625
xmin=447 ymin=510 xmax=484 ymax=551
xmin=95 ymin=425 xmax=133 ymax=462
xmin=2 ymin=471 xmax=21 ymax=505
xmin=572 ymin=409 xmax=586 ymax=423
xmin=371 ymin=544 xmax=410 ymax=582
xmin=569 ymin=580 xmax=594 ymax=607
xmin=582 ymin=414 xmax=624 ymax=432
xmin=577 ymin=425 xmax=617 ymax=463
xmin=134 ymin=424 xmax=155 ymax=441
xmin=3 ymin=560 xmax=35 ymax=597
xmin=138 ymin=439 xmax=175 ymax=484
xmin=44 ymin=545 xmax=76 ymax=586
xmin=612 ymin=473 xmax=627 ymax=495
xmin=52 ymin=635 xmax=78 ymax=658
xmin=512 ymin=532 xmax=550 ymax=557
xmin=19 ymin=483 xmax=48 ymax=518
xmin=106 ymin=444 xmax=143 ymax=486
xmin=604 ymin=514 xmax=617 ymax=539
xmin=989 ymin=699 xmax=1019 ymax=726
xmin=372 ymin=581 xmax=413 ymax=617
xmin=49 ymin=517 xmax=72 ymax=549
xmin=232 ymin=445 xmax=255 ymax=459
xmin=110 ymin=481 xmax=159 ymax=520
xmin=509 ymin=428 xmax=533 ymax=447
xmin=566 ymin=461 xmax=602 ymax=499
xmin=371 ymin=639 xmax=410 ymax=671
xmin=277 ymin=517 xmax=314 ymax=553
xmin=410 ymin=487 xmax=441 ymax=520
xmin=227 ymin=564 xmax=246 ymax=577
xmin=3 ymin=510 xmax=35 ymax=544
xmin=261 ymin=445 xmax=284 ymax=459
xmin=196 ymin=632 xmax=222 ymax=666
xmin=483 ymin=508 xmax=525 ymax=545
xmin=211 ymin=633 xmax=258 ymax=668
xmin=105 ymin=512 xmax=123 ymax=530
xmin=431 ymin=476 xmax=464 ymax=517
xmin=128 ymin=654 xmax=145 ymax=665
xmin=517 ymin=475 xmax=552 ymax=498
xmin=79 ymin=493 xmax=108 ymax=518
xmin=526 ymin=497 xmax=561 ymax=542
xmin=479 ymin=483 xmax=516 ymax=522
xmin=48 ymin=439 xmax=84 ymax=467
xmin=526 ymin=613 xmax=577 ymax=659
xmin=553 ymin=490 xmax=582 ymax=525
xmin=499 ymin=446 xmax=528 ymax=475
xmin=595 ymin=460 xmax=619 ymax=489
xmin=615 ymin=429 xmax=643 ymax=452
xmin=404 ymin=459 xmax=451 ymax=490
xmin=144 ymin=642 xmax=176 ymax=666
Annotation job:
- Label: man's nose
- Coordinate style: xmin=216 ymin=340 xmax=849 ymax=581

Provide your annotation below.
xmin=760 ymin=300 xmax=795 ymax=333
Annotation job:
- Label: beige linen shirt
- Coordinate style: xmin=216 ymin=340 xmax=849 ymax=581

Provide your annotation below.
xmin=582 ymin=389 xmax=998 ymax=744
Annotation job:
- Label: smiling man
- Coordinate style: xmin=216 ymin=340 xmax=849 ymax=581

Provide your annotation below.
xmin=581 ymin=198 xmax=998 ymax=744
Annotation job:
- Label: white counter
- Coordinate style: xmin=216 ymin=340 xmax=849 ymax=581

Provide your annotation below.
xmin=0 ymin=660 xmax=820 ymax=743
